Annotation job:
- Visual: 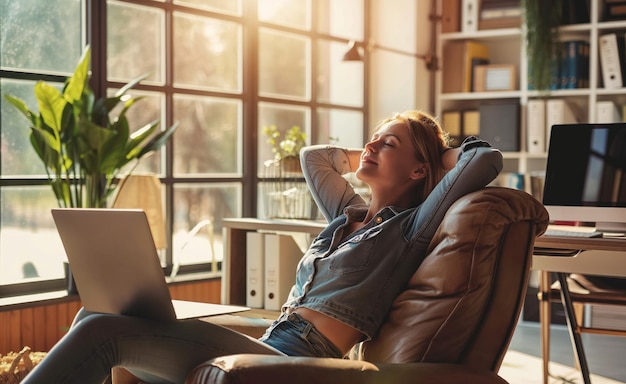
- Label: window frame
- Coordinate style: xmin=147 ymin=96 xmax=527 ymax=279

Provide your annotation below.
xmin=0 ymin=0 xmax=368 ymax=298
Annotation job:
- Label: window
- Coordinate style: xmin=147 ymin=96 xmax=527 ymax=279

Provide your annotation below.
xmin=0 ymin=0 xmax=365 ymax=297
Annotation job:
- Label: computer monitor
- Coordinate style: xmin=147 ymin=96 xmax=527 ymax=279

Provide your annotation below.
xmin=542 ymin=122 xmax=626 ymax=233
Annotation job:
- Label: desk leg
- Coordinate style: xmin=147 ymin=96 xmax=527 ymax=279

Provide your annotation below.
xmin=539 ymin=270 xmax=551 ymax=384
xmin=556 ymin=272 xmax=591 ymax=384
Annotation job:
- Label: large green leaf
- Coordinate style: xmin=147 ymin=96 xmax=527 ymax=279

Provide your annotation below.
xmin=30 ymin=124 xmax=61 ymax=153
xmin=3 ymin=94 xmax=38 ymax=127
xmin=29 ymin=129 xmax=59 ymax=171
xmin=35 ymin=82 xmax=66 ymax=135
xmin=137 ymin=122 xmax=179 ymax=159
xmin=79 ymin=120 xmax=116 ymax=151
xmin=114 ymin=72 xmax=150 ymax=97
xmin=64 ymin=46 xmax=91 ymax=103
xmin=124 ymin=120 xmax=161 ymax=160
xmin=74 ymin=120 xmax=118 ymax=173
xmin=50 ymin=179 xmax=72 ymax=208
xmin=100 ymin=117 xmax=132 ymax=173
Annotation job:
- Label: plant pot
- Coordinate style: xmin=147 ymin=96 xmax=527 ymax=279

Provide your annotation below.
xmin=263 ymin=158 xmax=317 ymax=220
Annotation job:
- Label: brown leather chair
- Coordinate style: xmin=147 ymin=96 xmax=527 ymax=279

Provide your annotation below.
xmin=186 ymin=187 xmax=549 ymax=384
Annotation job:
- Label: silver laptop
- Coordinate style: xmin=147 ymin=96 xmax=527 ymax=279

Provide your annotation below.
xmin=51 ymin=208 xmax=247 ymax=321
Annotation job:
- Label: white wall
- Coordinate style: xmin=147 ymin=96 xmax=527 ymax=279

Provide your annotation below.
xmin=368 ymin=0 xmax=434 ymax=137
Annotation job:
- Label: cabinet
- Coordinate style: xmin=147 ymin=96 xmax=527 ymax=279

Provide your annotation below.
xmin=435 ymin=0 xmax=626 ymax=185
xmin=220 ymin=218 xmax=325 ymax=306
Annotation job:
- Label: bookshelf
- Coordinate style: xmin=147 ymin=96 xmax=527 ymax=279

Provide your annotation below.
xmin=435 ymin=0 xmax=626 ymax=190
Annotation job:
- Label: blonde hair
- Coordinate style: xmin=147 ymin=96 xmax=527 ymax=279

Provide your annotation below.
xmin=375 ymin=110 xmax=450 ymax=204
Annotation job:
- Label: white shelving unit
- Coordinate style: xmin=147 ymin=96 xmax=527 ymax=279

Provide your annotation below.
xmin=435 ymin=0 xmax=626 ymax=181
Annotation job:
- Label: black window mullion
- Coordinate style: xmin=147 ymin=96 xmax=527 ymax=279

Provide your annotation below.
xmin=242 ymin=0 xmax=259 ymax=218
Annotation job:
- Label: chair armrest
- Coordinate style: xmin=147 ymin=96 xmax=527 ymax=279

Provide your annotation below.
xmin=185 ymin=354 xmax=510 ymax=384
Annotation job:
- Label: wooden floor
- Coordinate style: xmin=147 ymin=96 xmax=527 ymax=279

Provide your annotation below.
xmin=506 ymin=320 xmax=626 ymax=383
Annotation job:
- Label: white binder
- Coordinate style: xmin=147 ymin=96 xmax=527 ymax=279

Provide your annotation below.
xmin=546 ymin=99 xmax=580 ymax=150
xmin=461 ymin=0 xmax=478 ymax=32
xmin=246 ymin=231 xmax=265 ymax=308
xmin=596 ymin=101 xmax=621 ymax=123
xmin=526 ymin=99 xmax=546 ymax=154
xmin=264 ymin=233 xmax=302 ymax=311
xmin=599 ymin=33 xmax=624 ymax=89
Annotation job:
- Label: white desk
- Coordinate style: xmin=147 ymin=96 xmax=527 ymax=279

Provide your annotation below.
xmin=532 ymin=235 xmax=626 ymax=384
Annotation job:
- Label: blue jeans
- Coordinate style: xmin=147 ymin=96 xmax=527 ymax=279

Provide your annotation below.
xmin=260 ymin=312 xmax=343 ymax=358
xmin=22 ymin=310 xmax=341 ymax=384
xmin=22 ymin=310 xmax=281 ymax=384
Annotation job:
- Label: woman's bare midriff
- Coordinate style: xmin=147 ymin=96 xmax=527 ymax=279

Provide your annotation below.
xmin=288 ymin=307 xmax=364 ymax=356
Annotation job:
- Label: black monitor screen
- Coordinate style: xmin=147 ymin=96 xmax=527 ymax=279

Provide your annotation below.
xmin=543 ymin=123 xmax=626 ymax=207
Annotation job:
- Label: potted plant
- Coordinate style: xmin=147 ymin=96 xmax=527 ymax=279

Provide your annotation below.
xmin=262 ymin=125 xmax=314 ymax=219
xmin=263 ymin=124 xmax=306 ymax=173
xmin=4 ymin=45 xmax=178 ymax=208
xmin=522 ymin=0 xmax=563 ymax=91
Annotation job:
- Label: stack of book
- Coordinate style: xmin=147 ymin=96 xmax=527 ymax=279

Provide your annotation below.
xmin=446 ymin=0 xmax=523 ymax=33
xmin=528 ymin=40 xmax=590 ymax=90
xmin=561 ymin=1 xmax=590 ymax=25
xmin=558 ymin=40 xmax=590 ymax=90
xmin=442 ymin=41 xmax=489 ymax=93
xmin=478 ymin=0 xmax=521 ymax=30
xmin=441 ymin=109 xmax=480 ymax=145
xmin=603 ymin=0 xmax=626 ymax=21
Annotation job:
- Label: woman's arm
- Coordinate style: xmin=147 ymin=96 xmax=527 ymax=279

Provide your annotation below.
xmin=300 ymin=145 xmax=367 ymax=222
xmin=346 ymin=149 xmax=364 ymax=173
xmin=407 ymin=137 xmax=503 ymax=246
xmin=442 ymin=147 xmax=461 ymax=171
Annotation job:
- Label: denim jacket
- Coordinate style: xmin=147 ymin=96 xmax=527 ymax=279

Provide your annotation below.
xmin=281 ymin=137 xmax=503 ymax=341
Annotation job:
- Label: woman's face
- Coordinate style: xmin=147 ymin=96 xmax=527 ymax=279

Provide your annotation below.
xmin=356 ymin=120 xmax=427 ymax=189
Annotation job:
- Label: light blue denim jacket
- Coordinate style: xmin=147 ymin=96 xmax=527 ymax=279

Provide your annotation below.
xmin=280 ymin=137 xmax=503 ymax=342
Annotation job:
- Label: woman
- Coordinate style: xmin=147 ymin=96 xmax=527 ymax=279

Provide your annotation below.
xmin=23 ymin=110 xmax=503 ymax=384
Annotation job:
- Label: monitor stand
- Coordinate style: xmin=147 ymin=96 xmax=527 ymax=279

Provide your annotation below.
xmin=596 ymin=221 xmax=626 ymax=235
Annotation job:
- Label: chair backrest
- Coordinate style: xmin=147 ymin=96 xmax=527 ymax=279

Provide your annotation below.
xmin=361 ymin=187 xmax=549 ymax=372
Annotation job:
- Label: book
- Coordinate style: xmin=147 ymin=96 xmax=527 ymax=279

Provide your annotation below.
xmin=564 ymin=40 xmax=590 ymax=89
xmin=599 ymin=33 xmax=626 ymax=89
xmin=526 ymin=99 xmax=546 ymax=154
xmin=442 ymin=110 xmax=462 ymax=144
xmin=478 ymin=0 xmax=521 ymax=30
xmin=246 ymin=232 xmax=265 ymax=308
xmin=461 ymin=0 xmax=479 ymax=32
xmin=442 ymin=41 xmax=490 ymax=93
xmin=263 ymin=233 xmax=302 ymax=311
xmin=442 ymin=0 xmax=461 ymax=33
xmin=604 ymin=0 xmax=626 ymax=21
xmin=596 ymin=101 xmax=621 ymax=123
xmin=478 ymin=17 xmax=521 ymax=30
xmin=462 ymin=110 xmax=480 ymax=136
xmin=545 ymin=99 xmax=581 ymax=149
xmin=561 ymin=0 xmax=590 ymax=24
xmin=494 ymin=172 xmax=524 ymax=190
xmin=479 ymin=101 xmax=520 ymax=151
xmin=560 ymin=42 xmax=569 ymax=89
